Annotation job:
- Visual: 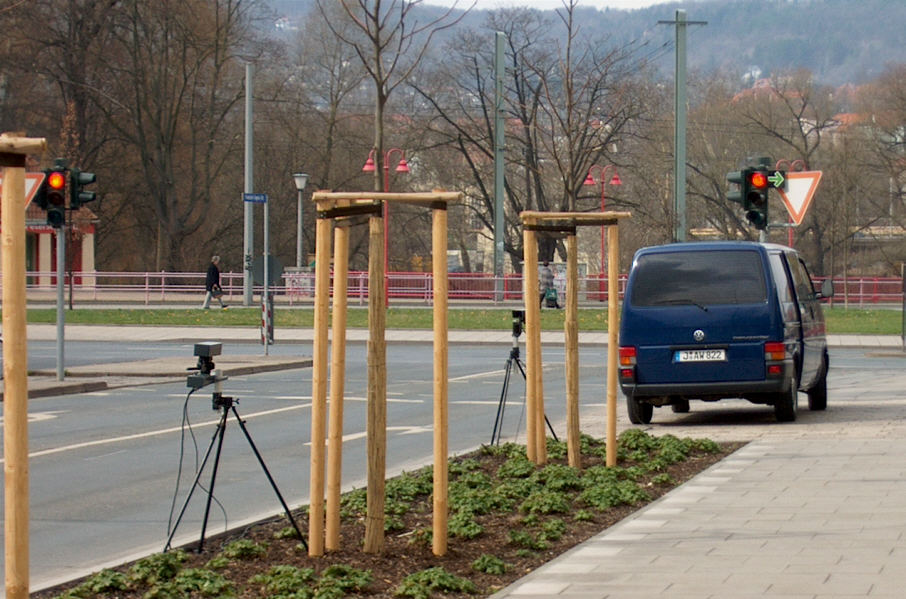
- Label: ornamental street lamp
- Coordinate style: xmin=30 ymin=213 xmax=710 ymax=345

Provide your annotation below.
xmin=293 ymin=172 xmax=310 ymax=268
xmin=584 ymin=165 xmax=622 ymax=273
xmin=362 ymin=148 xmax=410 ymax=300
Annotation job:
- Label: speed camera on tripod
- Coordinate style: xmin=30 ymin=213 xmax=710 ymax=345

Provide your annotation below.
xmin=511 ymin=310 xmax=526 ymax=338
xmin=186 ymin=341 xmax=226 ymax=390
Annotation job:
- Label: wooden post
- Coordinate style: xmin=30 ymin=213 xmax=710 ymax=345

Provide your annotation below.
xmin=565 ymin=234 xmax=581 ymax=468
xmin=522 ymin=228 xmax=540 ymax=463
xmin=363 ymin=213 xmax=387 ymax=554
xmin=606 ymin=224 xmax=620 ymax=467
xmin=432 ymin=205 xmax=449 ymax=556
xmin=2 ymin=134 xmax=46 ymax=599
xmin=326 ymin=222 xmax=350 ymax=551
xmin=308 ymin=215 xmax=332 ymax=556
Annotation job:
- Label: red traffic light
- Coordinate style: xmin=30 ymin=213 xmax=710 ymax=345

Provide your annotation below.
xmin=47 ymin=171 xmax=66 ymax=190
xmin=749 ymin=171 xmax=768 ymax=189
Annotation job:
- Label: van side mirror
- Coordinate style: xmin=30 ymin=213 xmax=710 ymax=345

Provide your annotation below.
xmin=818 ymin=278 xmax=834 ymax=300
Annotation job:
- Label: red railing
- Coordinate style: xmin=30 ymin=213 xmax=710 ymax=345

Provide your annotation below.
xmin=8 ymin=271 xmax=903 ymax=307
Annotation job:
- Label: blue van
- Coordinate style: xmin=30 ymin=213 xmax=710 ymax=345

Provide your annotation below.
xmin=618 ymin=242 xmax=833 ymax=423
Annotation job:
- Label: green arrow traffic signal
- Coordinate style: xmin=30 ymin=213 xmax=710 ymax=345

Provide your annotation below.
xmin=767 ymin=171 xmax=785 ymax=189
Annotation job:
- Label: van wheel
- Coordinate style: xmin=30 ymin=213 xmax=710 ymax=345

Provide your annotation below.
xmin=774 ymin=373 xmax=799 ymax=423
xmin=671 ymin=399 xmax=690 ymax=413
xmin=627 ymin=395 xmax=653 ymax=424
xmin=807 ymin=360 xmax=828 ymax=411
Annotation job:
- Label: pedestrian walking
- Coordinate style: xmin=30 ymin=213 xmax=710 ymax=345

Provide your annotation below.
xmin=202 ymin=255 xmax=227 ymax=309
xmin=539 ymin=261 xmax=560 ymax=308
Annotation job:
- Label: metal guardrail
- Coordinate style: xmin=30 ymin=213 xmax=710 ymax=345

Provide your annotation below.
xmin=7 ymin=270 xmax=904 ymax=307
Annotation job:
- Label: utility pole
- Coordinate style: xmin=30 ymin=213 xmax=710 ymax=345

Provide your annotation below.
xmin=494 ymin=31 xmax=506 ymax=301
xmin=659 ymin=10 xmax=706 ymax=243
xmin=243 ymin=63 xmax=255 ymax=306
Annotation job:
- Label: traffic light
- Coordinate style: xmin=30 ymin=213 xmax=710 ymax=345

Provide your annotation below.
xmin=41 ymin=166 xmax=68 ymax=228
xmin=726 ymin=169 xmax=747 ymax=204
xmin=70 ymin=168 xmax=96 ymax=210
xmin=743 ymin=169 xmax=769 ymax=230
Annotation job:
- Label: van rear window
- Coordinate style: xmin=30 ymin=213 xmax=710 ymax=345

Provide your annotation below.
xmin=631 ymin=250 xmax=767 ymax=307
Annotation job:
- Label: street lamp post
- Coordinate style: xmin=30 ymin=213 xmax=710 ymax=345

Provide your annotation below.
xmin=362 ymin=148 xmax=410 ymax=300
xmin=584 ymin=165 xmax=622 ymax=273
xmin=293 ymin=172 xmax=310 ymax=269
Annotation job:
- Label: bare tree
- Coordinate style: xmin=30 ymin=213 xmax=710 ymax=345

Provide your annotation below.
xmin=319 ymin=0 xmax=472 ymax=192
xmin=412 ymin=3 xmax=645 ymax=269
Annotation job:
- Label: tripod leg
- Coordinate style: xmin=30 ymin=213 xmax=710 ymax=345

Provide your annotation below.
xmin=164 ymin=411 xmax=226 ymax=552
xmin=514 ymin=358 xmax=559 ymax=443
xmin=197 ymin=408 xmax=229 ymax=553
xmin=231 ymin=406 xmax=308 ymax=551
xmin=491 ymin=358 xmax=513 ymax=445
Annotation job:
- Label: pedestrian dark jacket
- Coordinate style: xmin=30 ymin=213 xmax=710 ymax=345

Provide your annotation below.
xmin=205 ymin=262 xmax=221 ymax=292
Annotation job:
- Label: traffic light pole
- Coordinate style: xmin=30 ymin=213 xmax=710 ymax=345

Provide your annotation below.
xmin=56 ymin=226 xmax=65 ymax=381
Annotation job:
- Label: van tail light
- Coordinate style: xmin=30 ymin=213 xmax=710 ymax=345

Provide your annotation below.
xmin=764 ymin=342 xmax=787 ymax=377
xmin=764 ymin=342 xmax=786 ymax=361
xmin=619 ymin=346 xmax=637 ymax=366
xmin=618 ymin=346 xmax=637 ymax=381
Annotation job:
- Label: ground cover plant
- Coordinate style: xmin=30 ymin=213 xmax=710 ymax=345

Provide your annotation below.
xmin=38 ymin=430 xmax=739 ymax=599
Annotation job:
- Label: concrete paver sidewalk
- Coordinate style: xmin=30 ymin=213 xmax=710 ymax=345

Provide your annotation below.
xmin=491 ymin=439 xmax=906 ymax=598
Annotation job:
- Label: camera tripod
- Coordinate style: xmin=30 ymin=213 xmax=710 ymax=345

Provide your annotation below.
xmin=490 ymin=334 xmax=558 ymax=445
xmin=165 ymin=392 xmax=307 ymax=553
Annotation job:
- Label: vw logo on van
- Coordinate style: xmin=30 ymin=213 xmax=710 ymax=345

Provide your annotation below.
xmin=693 ymin=329 xmax=706 ymax=342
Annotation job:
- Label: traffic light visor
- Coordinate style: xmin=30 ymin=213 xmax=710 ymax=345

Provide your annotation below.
xmin=48 ymin=171 xmax=66 ymax=190
xmin=749 ymin=171 xmax=768 ymax=189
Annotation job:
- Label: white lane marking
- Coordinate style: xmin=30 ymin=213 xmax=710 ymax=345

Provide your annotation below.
xmin=1 ymin=403 xmax=311 ymax=464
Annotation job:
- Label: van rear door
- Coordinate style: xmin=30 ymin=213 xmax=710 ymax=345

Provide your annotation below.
xmin=622 ymin=248 xmax=775 ymax=385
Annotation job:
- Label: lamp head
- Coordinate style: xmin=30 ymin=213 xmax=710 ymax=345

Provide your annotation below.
xmin=293 ymin=172 xmax=309 ymax=191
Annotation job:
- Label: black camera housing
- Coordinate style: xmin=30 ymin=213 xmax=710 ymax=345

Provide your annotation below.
xmin=511 ymin=310 xmax=526 ymax=338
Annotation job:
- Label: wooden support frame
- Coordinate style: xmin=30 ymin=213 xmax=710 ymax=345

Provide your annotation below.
xmin=2 ymin=134 xmax=47 ymax=599
xmin=520 ymin=211 xmax=631 ymax=468
xmin=310 ymin=190 xmax=461 ymax=557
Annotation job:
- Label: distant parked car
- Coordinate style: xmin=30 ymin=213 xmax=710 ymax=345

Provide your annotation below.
xmin=618 ymin=241 xmax=833 ymax=423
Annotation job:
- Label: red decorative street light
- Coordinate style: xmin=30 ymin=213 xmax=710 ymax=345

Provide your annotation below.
xmin=363 ymin=148 xmax=410 ymax=300
xmin=584 ymin=165 xmax=622 ymax=273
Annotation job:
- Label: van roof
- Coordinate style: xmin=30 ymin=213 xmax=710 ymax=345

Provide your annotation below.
xmin=635 ymin=241 xmax=792 ymax=255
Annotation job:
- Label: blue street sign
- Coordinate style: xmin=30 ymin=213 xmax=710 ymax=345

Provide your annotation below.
xmin=243 ymin=193 xmax=268 ymax=203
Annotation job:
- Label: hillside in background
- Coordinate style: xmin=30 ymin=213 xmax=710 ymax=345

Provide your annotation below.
xmin=268 ymin=0 xmax=906 ymax=86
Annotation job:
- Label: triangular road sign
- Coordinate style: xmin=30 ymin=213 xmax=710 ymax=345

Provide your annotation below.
xmin=777 ymin=171 xmax=822 ymax=225
xmin=0 ymin=172 xmax=47 ymax=208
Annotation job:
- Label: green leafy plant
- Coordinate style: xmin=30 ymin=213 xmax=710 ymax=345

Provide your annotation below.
xmin=508 ymin=529 xmax=549 ymax=551
xmin=219 ymin=538 xmax=267 ymax=560
xmin=449 ymin=509 xmax=484 ymax=539
xmin=54 ymin=569 xmax=130 ymax=598
xmin=250 ymin=565 xmax=315 ymax=597
xmin=520 ymin=489 xmax=571 ymax=515
xmin=471 ymin=553 xmax=508 ymax=575
xmin=394 ymin=566 xmax=477 ymax=598
xmin=146 ymin=568 xmax=234 ymax=598
xmin=129 ymin=551 xmax=186 ymax=585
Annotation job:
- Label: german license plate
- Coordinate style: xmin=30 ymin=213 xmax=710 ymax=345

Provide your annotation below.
xmin=674 ymin=349 xmax=726 ymax=363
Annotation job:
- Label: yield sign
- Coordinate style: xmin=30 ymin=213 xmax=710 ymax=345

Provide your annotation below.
xmin=777 ymin=171 xmax=822 ymax=225
xmin=0 ymin=172 xmax=47 ymax=208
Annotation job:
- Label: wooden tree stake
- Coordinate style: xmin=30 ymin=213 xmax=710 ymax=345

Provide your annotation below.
xmin=2 ymin=134 xmax=47 ymax=599
xmin=432 ymin=205 xmax=449 ymax=556
xmin=326 ymin=223 xmax=350 ymax=551
xmin=308 ymin=216 xmax=332 ymax=556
